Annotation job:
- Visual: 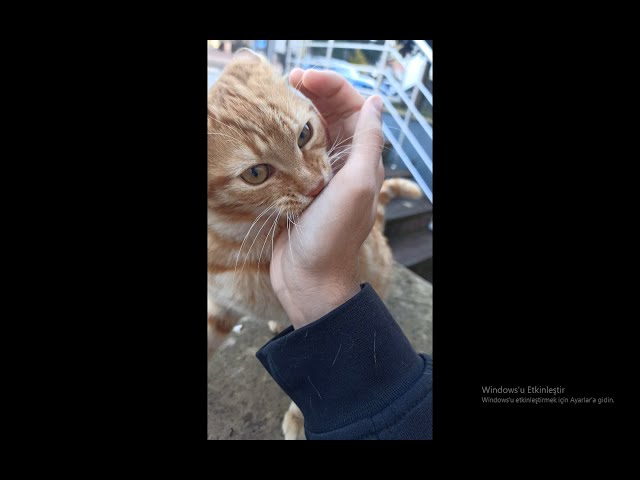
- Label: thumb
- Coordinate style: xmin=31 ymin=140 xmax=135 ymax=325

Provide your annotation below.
xmin=346 ymin=95 xmax=384 ymax=176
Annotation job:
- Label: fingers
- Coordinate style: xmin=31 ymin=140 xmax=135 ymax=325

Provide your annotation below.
xmin=289 ymin=68 xmax=319 ymax=102
xmin=346 ymin=95 xmax=384 ymax=188
xmin=289 ymin=69 xmax=365 ymax=122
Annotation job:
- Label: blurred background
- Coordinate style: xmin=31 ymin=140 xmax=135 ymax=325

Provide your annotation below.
xmin=208 ymin=40 xmax=433 ymax=282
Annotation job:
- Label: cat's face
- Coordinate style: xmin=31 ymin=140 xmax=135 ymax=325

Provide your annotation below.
xmin=207 ymin=51 xmax=332 ymax=220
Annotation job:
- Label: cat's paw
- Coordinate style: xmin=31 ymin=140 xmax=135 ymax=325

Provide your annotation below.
xmin=268 ymin=320 xmax=284 ymax=335
xmin=282 ymin=401 xmax=306 ymax=440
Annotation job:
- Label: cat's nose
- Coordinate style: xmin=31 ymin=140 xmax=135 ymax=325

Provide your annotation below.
xmin=307 ymin=180 xmax=325 ymax=198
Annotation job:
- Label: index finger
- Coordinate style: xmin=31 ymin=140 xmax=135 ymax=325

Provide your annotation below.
xmin=289 ymin=69 xmax=365 ymax=124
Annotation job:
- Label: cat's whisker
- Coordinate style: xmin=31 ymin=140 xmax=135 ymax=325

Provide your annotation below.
xmin=290 ymin=71 xmax=307 ymax=112
xmin=329 ymin=150 xmax=355 ymax=169
xmin=330 ymin=145 xmax=354 ymax=157
xmin=328 ymin=140 xmax=391 ymax=167
xmin=238 ymin=208 xmax=279 ymax=282
xmin=330 ymin=151 xmax=356 ymax=164
xmin=270 ymin=210 xmax=279 ymax=264
xmin=286 ymin=63 xmax=324 ymax=114
xmin=330 ymin=161 xmax=347 ymax=172
xmin=331 ymin=160 xmax=349 ymax=172
xmin=207 ymin=132 xmax=243 ymax=146
xmin=208 ymin=115 xmax=251 ymax=142
xmin=286 ymin=214 xmax=297 ymax=277
xmin=288 ymin=217 xmax=301 ymax=227
xmin=346 ymin=141 xmax=392 ymax=149
xmin=293 ymin=213 xmax=309 ymax=261
xmin=378 ymin=125 xmax=403 ymax=133
xmin=258 ymin=208 xmax=281 ymax=268
xmin=232 ymin=202 xmax=276 ymax=278
xmin=232 ymin=202 xmax=278 ymax=287
xmin=326 ymin=133 xmax=390 ymax=168
xmin=327 ymin=135 xmax=352 ymax=155
xmin=345 ymin=141 xmax=393 ymax=153
xmin=327 ymin=131 xmax=364 ymax=152
xmin=257 ymin=220 xmax=273 ymax=269
xmin=332 ymin=143 xmax=391 ymax=159
xmin=289 ymin=64 xmax=321 ymax=91
xmin=285 ymin=71 xmax=303 ymax=114
xmin=329 ymin=149 xmax=354 ymax=165
xmin=328 ymin=126 xmax=388 ymax=151
xmin=327 ymin=127 xmax=344 ymax=157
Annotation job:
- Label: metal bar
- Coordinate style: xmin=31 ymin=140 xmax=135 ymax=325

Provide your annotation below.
xmin=375 ymin=40 xmax=393 ymax=92
xmin=384 ymin=71 xmax=433 ymax=138
xmin=266 ymin=40 xmax=275 ymax=63
xmin=413 ymin=41 xmax=433 ymax=104
xmin=389 ymin=48 xmax=405 ymax=65
xmin=307 ymin=41 xmax=387 ymax=51
xmin=285 ymin=41 xmax=292 ymax=73
xmin=417 ymin=82 xmax=433 ymax=105
xmin=303 ymin=39 xmax=434 ymax=203
xmin=380 ymin=94 xmax=433 ymax=172
xmin=399 ymin=58 xmax=428 ymax=148
xmin=325 ymin=39 xmax=334 ymax=68
xmin=295 ymin=40 xmax=305 ymax=68
xmin=345 ymin=64 xmax=377 ymax=75
xmin=413 ymin=40 xmax=433 ymax=62
xmin=301 ymin=41 xmax=409 ymax=76
xmin=382 ymin=123 xmax=433 ymax=203
xmin=308 ymin=63 xmax=378 ymax=76
xmin=388 ymin=43 xmax=431 ymax=97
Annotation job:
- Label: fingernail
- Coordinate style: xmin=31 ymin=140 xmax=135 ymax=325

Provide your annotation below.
xmin=371 ymin=95 xmax=383 ymax=113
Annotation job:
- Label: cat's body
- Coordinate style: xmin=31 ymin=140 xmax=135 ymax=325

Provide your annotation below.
xmin=207 ymin=49 xmax=421 ymax=438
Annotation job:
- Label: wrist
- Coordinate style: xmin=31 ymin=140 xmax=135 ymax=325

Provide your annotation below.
xmin=278 ymin=277 xmax=361 ymax=329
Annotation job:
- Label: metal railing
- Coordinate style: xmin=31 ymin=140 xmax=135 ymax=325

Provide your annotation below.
xmin=283 ymin=40 xmax=433 ymax=204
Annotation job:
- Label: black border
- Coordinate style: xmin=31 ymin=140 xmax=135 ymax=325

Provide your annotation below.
xmin=436 ymin=38 xmax=628 ymax=436
xmin=28 ymin=37 xmax=630 ymax=440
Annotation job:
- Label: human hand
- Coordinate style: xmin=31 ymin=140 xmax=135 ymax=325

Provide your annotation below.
xmin=288 ymin=68 xmax=366 ymax=152
xmin=270 ymin=70 xmax=385 ymax=328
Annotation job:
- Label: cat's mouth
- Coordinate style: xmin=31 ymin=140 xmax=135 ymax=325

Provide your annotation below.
xmin=278 ymin=197 xmax=315 ymax=219
xmin=279 ymin=172 xmax=331 ymax=216
xmin=285 ymin=202 xmax=310 ymax=217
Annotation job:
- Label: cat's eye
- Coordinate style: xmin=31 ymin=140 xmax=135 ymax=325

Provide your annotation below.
xmin=240 ymin=164 xmax=271 ymax=185
xmin=298 ymin=122 xmax=313 ymax=148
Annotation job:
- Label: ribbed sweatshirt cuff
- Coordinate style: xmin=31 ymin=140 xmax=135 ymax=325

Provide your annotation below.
xmin=256 ymin=283 xmax=425 ymax=434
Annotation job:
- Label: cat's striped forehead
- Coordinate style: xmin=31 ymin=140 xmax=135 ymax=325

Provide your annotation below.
xmin=207 ymin=56 xmax=331 ymax=218
xmin=209 ymin=60 xmax=314 ymax=144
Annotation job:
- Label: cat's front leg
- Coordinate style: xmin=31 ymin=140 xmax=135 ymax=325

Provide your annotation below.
xmin=207 ymin=301 xmax=242 ymax=360
xmin=267 ymin=320 xmax=285 ymax=335
xmin=282 ymin=401 xmax=306 ymax=440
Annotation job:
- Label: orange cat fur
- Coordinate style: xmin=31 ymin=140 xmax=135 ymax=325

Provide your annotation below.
xmin=208 ymin=50 xmax=421 ymax=438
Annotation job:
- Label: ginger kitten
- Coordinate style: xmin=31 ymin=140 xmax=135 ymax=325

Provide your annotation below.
xmin=208 ymin=49 xmax=421 ymax=439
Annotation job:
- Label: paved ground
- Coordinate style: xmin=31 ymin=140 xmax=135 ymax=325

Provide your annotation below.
xmin=207 ymin=262 xmax=433 ymax=440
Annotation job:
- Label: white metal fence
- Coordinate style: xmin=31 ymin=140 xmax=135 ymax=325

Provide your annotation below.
xmin=282 ymin=40 xmax=433 ymax=204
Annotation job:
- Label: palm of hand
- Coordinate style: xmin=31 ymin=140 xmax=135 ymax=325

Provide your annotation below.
xmin=269 ymin=69 xmax=383 ymax=326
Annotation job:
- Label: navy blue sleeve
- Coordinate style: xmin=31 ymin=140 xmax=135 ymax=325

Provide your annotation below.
xmin=256 ymin=283 xmax=432 ymax=440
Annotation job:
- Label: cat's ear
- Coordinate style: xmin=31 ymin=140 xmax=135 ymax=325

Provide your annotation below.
xmin=233 ymin=48 xmax=264 ymax=64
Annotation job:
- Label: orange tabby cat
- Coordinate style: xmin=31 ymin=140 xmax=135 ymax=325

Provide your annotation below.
xmin=208 ymin=49 xmax=421 ymax=439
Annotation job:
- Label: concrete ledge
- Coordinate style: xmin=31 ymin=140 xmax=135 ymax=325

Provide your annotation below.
xmin=207 ymin=262 xmax=432 ymax=440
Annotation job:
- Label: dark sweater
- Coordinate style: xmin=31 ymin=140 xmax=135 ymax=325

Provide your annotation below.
xmin=256 ymin=283 xmax=433 ymax=440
